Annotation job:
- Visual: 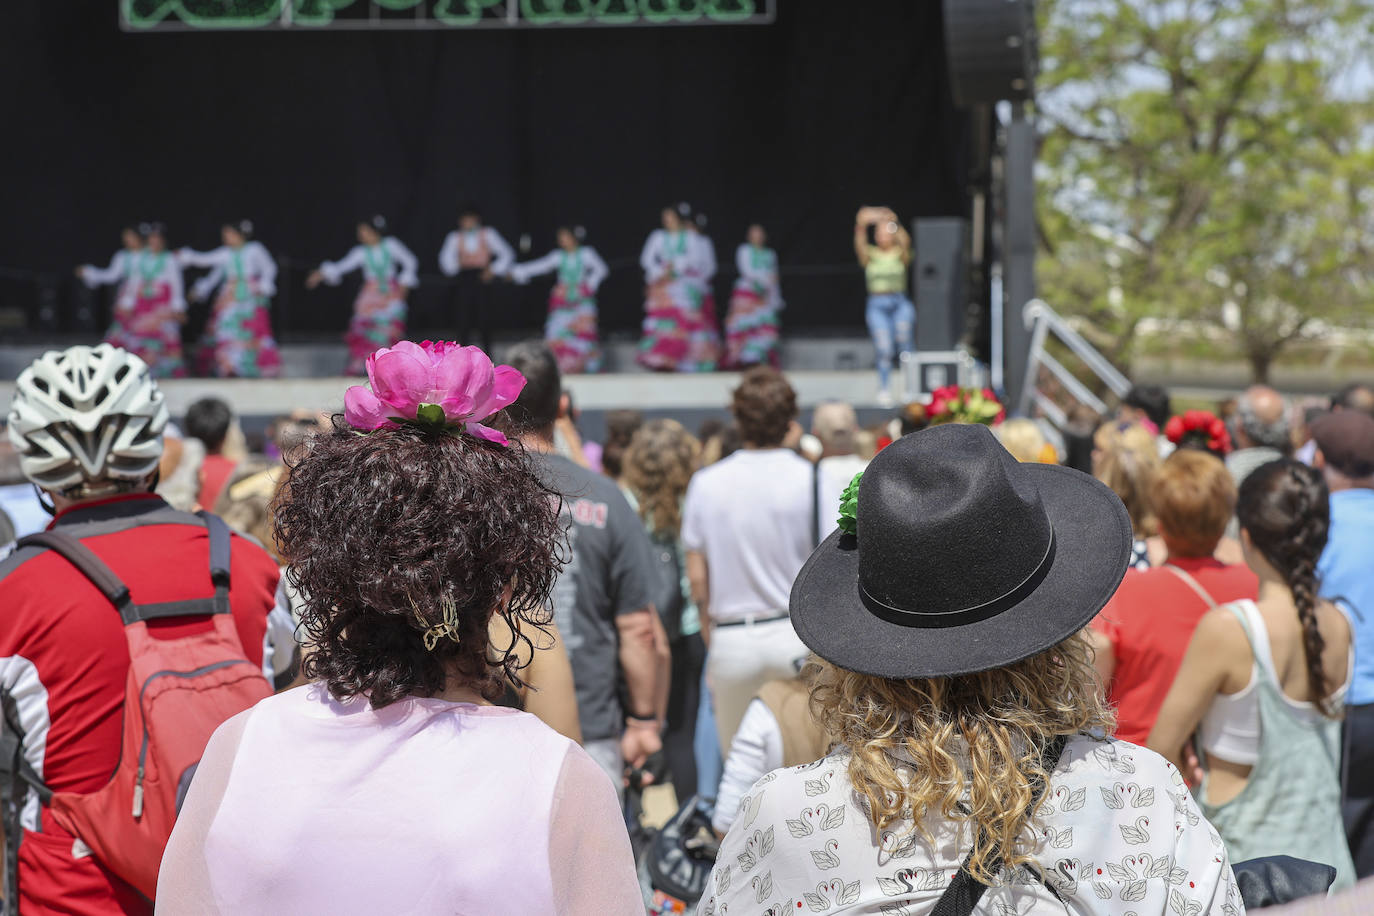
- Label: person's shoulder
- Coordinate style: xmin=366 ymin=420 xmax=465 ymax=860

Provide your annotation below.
xmin=1193 ymin=600 xmax=1250 ymax=639
xmin=691 ymin=455 xmax=733 ymax=485
xmin=1061 ymin=734 xmax=1181 ymax=787
xmin=0 ymin=543 xmax=52 ymax=590
xmin=733 ymin=749 xmax=852 ymax=823
xmin=1103 ymin=565 xmax=1175 ymax=609
xmin=775 ymin=449 xmax=815 ymax=473
xmin=543 ymin=454 xmax=624 ymax=503
xmin=227 ymin=528 xmax=281 ymax=578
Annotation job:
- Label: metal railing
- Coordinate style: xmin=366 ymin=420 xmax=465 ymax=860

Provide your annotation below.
xmin=1017 ymin=298 xmax=1131 ymax=427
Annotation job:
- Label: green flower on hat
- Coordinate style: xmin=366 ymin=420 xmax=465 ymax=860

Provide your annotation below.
xmin=837 ymin=471 xmax=864 ymax=536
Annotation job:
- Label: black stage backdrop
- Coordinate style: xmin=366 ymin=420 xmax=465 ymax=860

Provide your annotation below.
xmin=0 ymin=1 xmax=969 ymax=341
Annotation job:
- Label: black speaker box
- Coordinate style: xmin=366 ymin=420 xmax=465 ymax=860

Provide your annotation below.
xmin=942 ymin=0 xmax=1037 ymax=104
xmin=913 ymin=218 xmax=969 ymax=353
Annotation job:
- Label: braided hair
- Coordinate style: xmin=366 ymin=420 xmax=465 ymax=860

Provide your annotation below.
xmin=1236 ymin=459 xmax=1337 ymax=717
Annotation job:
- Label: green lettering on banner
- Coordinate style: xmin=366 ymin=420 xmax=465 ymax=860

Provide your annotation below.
xmin=640 ymin=0 xmax=691 ymax=24
xmin=288 ymin=0 xmax=357 ymax=25
xmin=522 ymin=0 xmax=586 ymax=24
xmin=704 ymin=0 xmax=756 ymax=23
xmin=432 ymin=0 xmax=506 ymax=25
xmin=589 ymin=0 xmax=639 ymax=25
xmin=123 ymin=0 xmax=767 ymax=28
xmin=124 ymin=0 xmax=281 ymax=29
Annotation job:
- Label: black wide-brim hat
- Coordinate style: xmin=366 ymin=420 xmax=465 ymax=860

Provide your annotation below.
xmin=790 ymin=423 xmax=1132 ymax=679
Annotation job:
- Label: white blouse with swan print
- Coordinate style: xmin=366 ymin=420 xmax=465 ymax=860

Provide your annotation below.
xmin=698 ymin=735 xmax=1243 ymax=916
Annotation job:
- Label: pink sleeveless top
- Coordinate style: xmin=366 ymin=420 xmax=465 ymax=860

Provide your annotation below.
xmin=156 ymin=685 xmax=641 ymax=914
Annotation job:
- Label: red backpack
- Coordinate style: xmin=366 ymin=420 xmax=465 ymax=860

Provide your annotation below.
xmin=9 ymin=511 xmax=272 ymax=901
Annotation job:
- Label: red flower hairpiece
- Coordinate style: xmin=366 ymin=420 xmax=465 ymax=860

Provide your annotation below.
xmin=1163 ymin=409 xmax=1232 ymax=457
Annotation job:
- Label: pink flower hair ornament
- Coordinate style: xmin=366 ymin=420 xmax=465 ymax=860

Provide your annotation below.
xmin=343 ymin=340 xmax=526 ymax=446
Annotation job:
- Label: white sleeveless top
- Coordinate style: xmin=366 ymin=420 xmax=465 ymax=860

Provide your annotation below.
xmin=1197 ymin=599 xmax=1351 ymax=766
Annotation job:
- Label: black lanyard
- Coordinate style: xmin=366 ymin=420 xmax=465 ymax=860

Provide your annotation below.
xmin=931 ymin=733 xmax=1070 ymax=916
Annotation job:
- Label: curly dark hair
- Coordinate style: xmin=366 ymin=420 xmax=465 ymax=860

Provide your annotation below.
xmin=731 ymin=366 xmax=797 ymax=447
xmin=1237 ymin=459 xmax=1335 ymax=717
xmin=272 ymin=419 xmax=566 ymax=708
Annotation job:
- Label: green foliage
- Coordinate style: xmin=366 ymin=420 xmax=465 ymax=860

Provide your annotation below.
xmin=1037 ymin=0 xmax=1374 ymax=381
xmin=836 ymin=471 xmax=863 ymax=537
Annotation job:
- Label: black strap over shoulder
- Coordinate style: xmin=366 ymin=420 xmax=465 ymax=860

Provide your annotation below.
xmin=811 ymin=460 xmax=821 ymax=547
xmin=931 ymin=734 xmax=1070 ymax=916
xmin=15 ymin=510 xmax=233 ymax=625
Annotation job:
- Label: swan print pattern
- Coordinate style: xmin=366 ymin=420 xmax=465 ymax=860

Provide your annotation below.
xmin=698 ymin=739 xmax=1243 ymax=914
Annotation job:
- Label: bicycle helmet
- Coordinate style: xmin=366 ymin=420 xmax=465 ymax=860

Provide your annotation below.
xmin=7 ymin=344 xmax=168 ymax=495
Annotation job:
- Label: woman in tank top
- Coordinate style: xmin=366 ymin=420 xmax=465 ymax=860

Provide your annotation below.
xmin=854 ymin=206 xmax=914 ymax=406
xmin=1148 ymin=458 xmax=1355 ymax=887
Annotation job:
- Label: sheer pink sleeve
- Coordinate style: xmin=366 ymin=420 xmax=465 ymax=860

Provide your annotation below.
xmin=154 ymin=710 xmax=252 ymax=914
xmin=547 ymin=745 xmax=643 ymax=916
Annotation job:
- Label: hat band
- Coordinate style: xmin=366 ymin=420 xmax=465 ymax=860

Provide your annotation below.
xmin=859 ymin=530 xmax=1057 ymax=629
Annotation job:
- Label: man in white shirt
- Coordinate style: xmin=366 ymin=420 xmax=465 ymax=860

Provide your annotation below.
xmin=683 ymin=367 xmax=814 ymax=751
xmin=438 ymin=205 xmax=515 ymax=352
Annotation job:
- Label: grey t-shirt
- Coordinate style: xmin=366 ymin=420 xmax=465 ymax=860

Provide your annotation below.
xmin=533 ymin=453 xmax=658 ymax=742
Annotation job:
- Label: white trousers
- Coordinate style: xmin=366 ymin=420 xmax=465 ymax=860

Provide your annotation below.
xmin=706 ymin=616 xmax=810 ymax=752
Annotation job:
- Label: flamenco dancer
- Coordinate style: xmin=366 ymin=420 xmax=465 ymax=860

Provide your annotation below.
xmin=438 ymin=205 xmax=514 ymax=351
xmin=511 ymin=225 xmax=608 ymax=374
xmin=854 ymin=205 xmax=914 ymax=406
xmin=179 ymin=219 xmax=282 ymax=378
xmin=102 ymin=222 xmax=187 ymax=378
xmin=76 ymin=226 xmax=143 ymax=346
xmin=307 ymin=215 xmax=419 ymax=375
xmin=723 ymin=223 xmax=784 ymax=369
xmin=637 ymin=203 xmax=720 ymax=372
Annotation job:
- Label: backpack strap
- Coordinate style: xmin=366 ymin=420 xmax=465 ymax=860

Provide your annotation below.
xmin=15 ymin=531 xmax=135 ymax=621
xmin=1163 ymin=564 xmax=1219 ymax=610
xmin=14 ymin=513 xmax=233 ymax=625
xmin=931 ymin=734 xmax=1070 ymax=916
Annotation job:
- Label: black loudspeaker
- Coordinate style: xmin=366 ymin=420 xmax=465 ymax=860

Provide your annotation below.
xmin=913 ymin=218 xmax=969 ymax=353
xmin=942 ymin=0 xmax=1038 ymax=105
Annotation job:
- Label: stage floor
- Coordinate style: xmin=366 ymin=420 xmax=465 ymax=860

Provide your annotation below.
xmin=0 ymin=369 xmax=889 ymax=418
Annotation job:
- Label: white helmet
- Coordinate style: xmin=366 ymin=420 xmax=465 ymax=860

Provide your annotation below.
xmin=7 ymin=344 xmax=169 ymax=494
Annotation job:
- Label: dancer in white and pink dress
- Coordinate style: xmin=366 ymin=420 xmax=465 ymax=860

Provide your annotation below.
xmin=307 ymin=215 xmax=419 ymax=375
xmin=101 ymin=222 xmax=187 ymax=378
xmin=179 ymin=219 xmax=282 ymax=378
xmin=511 ymin=225 xmax=608 ymax=374
xmin=638 ymin=203 xmax=720 ymax=372
xmin=723 ymin=223 xmax=784 ymax=369
xmin=76 ymin=225 xmax=143 ymax=347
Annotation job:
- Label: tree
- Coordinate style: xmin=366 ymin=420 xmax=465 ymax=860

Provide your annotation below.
xmin=1036 ymin=0 xmax=1374 ymax=382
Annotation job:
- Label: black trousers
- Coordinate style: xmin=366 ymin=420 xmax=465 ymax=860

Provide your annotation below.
xmin=449 ymin=270 xmax=494 ymax=351
xmin=1343 ymin=702 xmax=1374 ymax=876
xmin=663 ymin=631 xmax=706 ymax=799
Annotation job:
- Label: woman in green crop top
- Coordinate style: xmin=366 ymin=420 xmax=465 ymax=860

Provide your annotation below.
xmin=854 ymin=206 xmax=914 ymax=405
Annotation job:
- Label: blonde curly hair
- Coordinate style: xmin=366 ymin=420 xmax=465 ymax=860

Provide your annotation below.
xmin=809 ymin=630 xmax=1114 ymax=884
xmin=1093 ymin=421 xmax=1161 ymax=537
xmin=622 ymin=419 xmax=701 ymax=537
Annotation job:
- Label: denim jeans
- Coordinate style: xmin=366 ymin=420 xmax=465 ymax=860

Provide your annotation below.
xmin=694 ymin=667 xmax=722 ymax=800
xmin=865 ymin=293 xmax=916 ymax=388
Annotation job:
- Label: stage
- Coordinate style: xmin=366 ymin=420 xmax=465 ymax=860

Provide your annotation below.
xmin=0 ymin=337 xmax=895 ymax=441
